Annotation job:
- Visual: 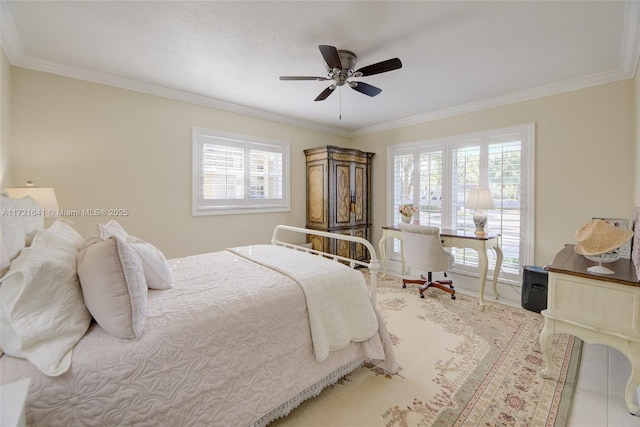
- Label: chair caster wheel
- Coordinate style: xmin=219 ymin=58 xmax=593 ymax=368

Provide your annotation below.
xmin=402 ymin=283 xmax=406 ymax=288
xmin=420 ymin=293 xmax=425 ymax=299
xmin=451 ymin=295 xmax=456 ymax=300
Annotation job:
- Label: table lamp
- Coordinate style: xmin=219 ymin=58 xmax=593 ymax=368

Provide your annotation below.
xmin=5 ymin=181 xmax=59 ymax=216
xmin=466 ymin=186 xmax=495 ymax=236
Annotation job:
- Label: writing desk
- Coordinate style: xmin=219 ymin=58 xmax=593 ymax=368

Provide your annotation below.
xmin=379 ymin=225 xmax=503 ymax=307
xmin=540 ymin=244 xmax=640 ymax=415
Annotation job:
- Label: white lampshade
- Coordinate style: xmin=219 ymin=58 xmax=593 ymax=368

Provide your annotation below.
xmin=466 ymin=186 xmax=494 ymax=236
xmin=6 ymin=181 xmax=59 ymax=216
xmin=466 ymin=187 xmax=495 ymax=211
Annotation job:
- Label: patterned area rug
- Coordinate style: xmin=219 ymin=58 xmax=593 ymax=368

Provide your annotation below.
xmin=271 ymin=273 xmax=582 ymax=426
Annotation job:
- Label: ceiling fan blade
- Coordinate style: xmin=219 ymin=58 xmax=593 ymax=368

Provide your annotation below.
xmin=356 ymin=58 xmax=402 ymax=76
xmin=350 ymin=81 xmax=382 ymax=97
xmin=314 ymin=86 xmax=335 ymax=101
xmin=280 ymin=76 xmax=329 ymax=81
xmin=318 ymin=45 xmax=342 ymax=70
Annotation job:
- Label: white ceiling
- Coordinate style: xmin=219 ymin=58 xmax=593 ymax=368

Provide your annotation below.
xmin=2 ymin=1 xmax=639 ymax=136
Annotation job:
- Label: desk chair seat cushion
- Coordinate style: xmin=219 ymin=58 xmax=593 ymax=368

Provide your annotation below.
xmin=398 ymin=223 xmax=455 ymax=272
xmin=399 ymin=223 xmax=456 ymax=299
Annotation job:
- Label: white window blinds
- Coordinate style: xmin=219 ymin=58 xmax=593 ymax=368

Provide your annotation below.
xmin=193 ymin=128 xmax=290 ymax=215
xmin=388 ymin=124 xmax=534 ymax=284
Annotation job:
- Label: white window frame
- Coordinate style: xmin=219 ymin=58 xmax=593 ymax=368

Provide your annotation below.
xmin=386 ymin=123 xmax=535 ymax=284
xmin=192 ymin=127 xmax=290 ymax=216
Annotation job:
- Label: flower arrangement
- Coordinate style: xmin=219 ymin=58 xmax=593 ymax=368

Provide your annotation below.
xmin=399 ymin=203 xmax=418 ymax=218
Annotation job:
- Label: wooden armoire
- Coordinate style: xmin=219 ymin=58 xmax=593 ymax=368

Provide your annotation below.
xmin=304 ymin=145 xmax=374 ymax=261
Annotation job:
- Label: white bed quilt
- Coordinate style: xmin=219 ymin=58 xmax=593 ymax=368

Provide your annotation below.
xmin=0 ymin=248 xmax=396 ymax=427
xmin=229 ymin=244 xmax=378 ymax=361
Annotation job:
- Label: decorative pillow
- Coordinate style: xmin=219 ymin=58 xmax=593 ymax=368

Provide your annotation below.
xmin=101 ymin=219 xmax=128 ymax=240
xmin=84 ymin=220 xmax=173 ymax=290
xmin=77 ymin=236 xmax=147 ymax=339
xmin=0 ymin=196 xmax=26 ymax=276
xmin=81 ymin=226 xmax=103 ymax=249
xmin=126 ymin=236 xmax=173 ymax=290
xmin=0 ymin=243 xmax=91 ymax=376
xmin=81 ymin=220 xmax=128 ymax=249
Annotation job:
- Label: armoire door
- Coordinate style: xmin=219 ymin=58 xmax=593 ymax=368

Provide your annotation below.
xmin=333 ymin=161 xmax=352 ymax=226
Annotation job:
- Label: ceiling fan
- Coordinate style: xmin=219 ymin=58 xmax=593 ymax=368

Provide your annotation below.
xmin=280 ymin=45 xmax=402 ymax=102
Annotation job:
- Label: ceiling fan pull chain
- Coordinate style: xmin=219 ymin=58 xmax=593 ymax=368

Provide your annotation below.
xmin=339 ymin=86 xmax=342 ymax=120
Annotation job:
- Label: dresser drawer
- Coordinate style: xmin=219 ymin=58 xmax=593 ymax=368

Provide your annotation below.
xmin=548 ymin=272 xmax=640 ymax=339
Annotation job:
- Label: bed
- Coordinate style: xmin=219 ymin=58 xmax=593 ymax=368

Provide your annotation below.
xmin=0 ymin=195 xmax=397 ymax=426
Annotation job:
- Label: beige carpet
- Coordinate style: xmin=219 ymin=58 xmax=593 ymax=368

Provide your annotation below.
xmin=271 ymin=273 xmax=581 ymax=426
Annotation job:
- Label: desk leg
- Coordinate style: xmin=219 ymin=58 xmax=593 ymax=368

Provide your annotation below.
xmin=539 ymin=317 xmax=554 ymax=379
xmin=400 ymin=239 xmax=405 ymax=276
xmin=378 ymin=235 xmax=388 ymax=278
xmin=626 ymin=341 xmax=640 ymax=415
xmin=478 ymin=247 xmax=490 ymax=308
xmin=379 ymin=232 xmax=406 ymax=278
xmin=492 ymin=246 xmax=503 ymax=300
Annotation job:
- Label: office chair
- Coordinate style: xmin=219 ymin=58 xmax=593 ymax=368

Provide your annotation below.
xmin=399 ymin=223 xmax=456 ymax=300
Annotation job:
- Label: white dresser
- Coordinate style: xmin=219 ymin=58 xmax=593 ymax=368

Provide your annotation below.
xmin=540 ymin=244 xmax=640 ymax=415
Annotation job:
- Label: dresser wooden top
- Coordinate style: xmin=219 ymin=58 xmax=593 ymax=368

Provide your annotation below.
xmin=546 ymin=244 xmax=639 ymax=287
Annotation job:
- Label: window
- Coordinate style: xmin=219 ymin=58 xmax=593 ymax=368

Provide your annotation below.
xmin=192 ymin=127 xmax=290 ymax=215
xmin=388 ymin=124 xmax=534 ymax=284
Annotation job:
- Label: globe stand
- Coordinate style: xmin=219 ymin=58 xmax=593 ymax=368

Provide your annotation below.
xmin=585 ymin=253 xmax=620 ymax=275
xmin=586 ymin=262 xmax=614 ymax=275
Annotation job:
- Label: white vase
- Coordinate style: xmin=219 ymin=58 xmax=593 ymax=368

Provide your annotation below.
xmin=401 ymin=215 xmax=412 ymax=224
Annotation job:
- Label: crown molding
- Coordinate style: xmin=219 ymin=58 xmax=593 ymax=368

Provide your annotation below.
xmin=2 ymin=0 xmax=638 ymax=139
xmin=351 ymin=68 xmax=634 ymax=137
xmin=0 ymin=0 xmax=350 ymax=138
xmin=5 ymin=55 xmax=351 ymax=137
xmin=621 ymin=0 xmax=640 ymax=76
xmin=352 ymin=2 xmax=640 ymax=137
xmin=0 ymin=0 xmax=22 ymax=62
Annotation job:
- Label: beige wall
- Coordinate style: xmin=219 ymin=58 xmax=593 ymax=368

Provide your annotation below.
xmin=7 ymin=66 xmax=636 ymax=264
xmin=352 ymin=79 xmax=636 ymax=265
xmin=9 ymin=68 xmax=348 ymax=258
xmin=636 ymin=69 xmax=640 ymax=206
xmin=0 ymin=49 xmax=11 ymax=187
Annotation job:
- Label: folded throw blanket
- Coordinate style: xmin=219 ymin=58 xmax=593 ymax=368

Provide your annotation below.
xmin=228 ymin=245 xmax=378 ymax=361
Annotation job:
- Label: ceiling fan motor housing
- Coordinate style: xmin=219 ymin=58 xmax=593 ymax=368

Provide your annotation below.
xmin=327 ymin=50 xmax=357 ymax=86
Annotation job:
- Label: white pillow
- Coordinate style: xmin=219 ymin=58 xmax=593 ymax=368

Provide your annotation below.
xmin=81 ymin=220 xmax=127 ymax=249
xmin=126 ymin=236 xmax=173 ymax=290
xmin=11 ymin=196 xmax=44 ymax=246
xmin=32 ymin=219 xmax=83 ymax=251
xmin=101 ymin=219 xmax=128 ymax=240
xmin=87 ymin=220 xmax=173 ymax=290
xmin=77 ymin=236 xmax=147 ymax=339
xmin=0 ymin=243 xmax=91 ymax=376
xmin=0 ymin=196 xmax=26 ymax=276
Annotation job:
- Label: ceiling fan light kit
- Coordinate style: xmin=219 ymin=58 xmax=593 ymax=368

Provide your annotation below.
xmin=280 ymin=44 xmax=402 ymax=102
